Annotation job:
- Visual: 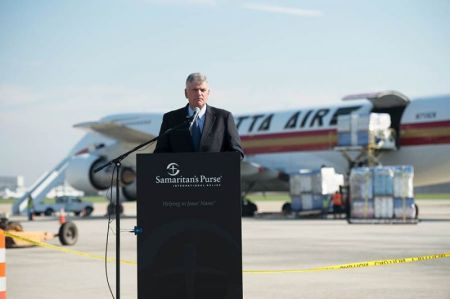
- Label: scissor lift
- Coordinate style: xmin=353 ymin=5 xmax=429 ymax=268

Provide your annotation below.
xmin=334 ymin=91 xmax=418 ymax=224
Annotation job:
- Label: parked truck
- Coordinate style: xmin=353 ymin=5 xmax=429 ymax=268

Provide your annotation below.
xmin=33 ymin=196 xmax=94 ymax=217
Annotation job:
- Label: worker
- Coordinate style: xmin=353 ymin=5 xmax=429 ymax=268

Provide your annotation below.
xmin=322 ymin=194 xmax=330 ymax=218
xmin=27 ymin=195 xmax=34 ymax=221
xmin=332 ymin=191 xmax=343 ymax=219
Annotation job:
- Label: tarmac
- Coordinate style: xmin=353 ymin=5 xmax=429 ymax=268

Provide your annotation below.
xmin=4 ymin=199 xmax=450 ymax=299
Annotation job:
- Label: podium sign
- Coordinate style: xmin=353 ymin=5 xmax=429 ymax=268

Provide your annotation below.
xmin=137 ymin=152 xmax=242 ymax=299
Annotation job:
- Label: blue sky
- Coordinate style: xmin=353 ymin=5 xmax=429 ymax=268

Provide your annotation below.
xmin=1 ymin=0 xmax=450 ymax=184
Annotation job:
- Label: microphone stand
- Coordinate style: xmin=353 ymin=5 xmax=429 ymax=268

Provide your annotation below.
xmin=94 ymin=116 xmax=194 ymax=299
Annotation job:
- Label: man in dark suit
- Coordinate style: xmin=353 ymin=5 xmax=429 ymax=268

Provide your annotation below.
xmin=154 ymin=73 xmax=244 ymax=159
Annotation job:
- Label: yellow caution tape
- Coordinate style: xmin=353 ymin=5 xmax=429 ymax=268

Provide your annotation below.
xmin=244 ymin=252 xmax=450 ymax=274
xmin=4 ymin=230 xmax=136 ymax=265
xmin=5 ymin=230 xmax=450 ymax=274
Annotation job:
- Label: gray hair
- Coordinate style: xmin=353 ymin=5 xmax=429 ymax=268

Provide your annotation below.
xmin=185 ymin=72 xmax=208 ymax=86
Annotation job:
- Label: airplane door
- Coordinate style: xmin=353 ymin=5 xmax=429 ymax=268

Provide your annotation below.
xmin=343 ymin=91 xmax=410 ymax=147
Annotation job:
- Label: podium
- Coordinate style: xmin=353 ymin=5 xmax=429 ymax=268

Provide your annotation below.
xmin=137 ymin=152 xmax=242 ymax=299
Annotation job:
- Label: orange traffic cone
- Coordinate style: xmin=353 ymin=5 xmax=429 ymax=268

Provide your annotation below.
xmin=0 ymin=229 xmax=6 ymax=299
xmin=59 ymin=208 xmax=66 ymax=224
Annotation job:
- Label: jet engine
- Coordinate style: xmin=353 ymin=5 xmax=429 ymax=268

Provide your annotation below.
xmin=66 ymin=154 xmax=136 ymax=197
xmin=122 ymin=180 xmax=136 ymax=201
xmin=107 ymin=181 xmax=136 ymax=203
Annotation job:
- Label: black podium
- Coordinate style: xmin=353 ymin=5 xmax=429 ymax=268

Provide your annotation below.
xmin=137 ymin=152 xmax=242 ymax=299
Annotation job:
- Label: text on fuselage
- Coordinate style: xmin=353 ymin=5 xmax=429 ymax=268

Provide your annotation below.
xmin=236 ymin=106 xmax=361 ymax=133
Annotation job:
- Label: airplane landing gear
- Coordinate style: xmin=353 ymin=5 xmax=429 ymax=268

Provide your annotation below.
xmin=242 ymin=198 xmax=257 ymax=217
xmin=282 ymin=202 xmax=292 ymax=214
xmin=107 ymin=203 xmax=124 ymax=216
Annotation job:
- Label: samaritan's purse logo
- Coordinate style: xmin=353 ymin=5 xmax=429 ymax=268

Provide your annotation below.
xmin=167 ymin=163 xmax=180 ymax=176
xmin=156 ymin=162 xmax=222 ymax=188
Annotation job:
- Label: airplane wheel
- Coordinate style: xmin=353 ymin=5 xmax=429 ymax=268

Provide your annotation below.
xmin=242 ymin=199 xmax=257 ymax=217
xmin=83 ymin=206 xmax=94 ymax=217
xmin=44 ymin=208 xmax=54 ymax=216
xmin=282 ymin=202 xmax=292 ymax=214
xmin=58 ymin=221 xmax=78 ymax=246
xmin=5 ymin=237 xmax=15 ymax=248
xmin=107 ymin=203 xmax=124 ymax=216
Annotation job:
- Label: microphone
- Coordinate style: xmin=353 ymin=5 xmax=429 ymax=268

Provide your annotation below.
xmin=188 ymin=107 xmax=201 ymax=130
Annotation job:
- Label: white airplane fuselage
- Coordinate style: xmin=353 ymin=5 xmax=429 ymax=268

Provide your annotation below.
xmin=65 ymin=94 xmax=450 ymax=200
xmin=236 ymin=95 xmax=450 ymax=187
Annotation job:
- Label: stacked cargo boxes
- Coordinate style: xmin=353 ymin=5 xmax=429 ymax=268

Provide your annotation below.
xmin=350 ymin=166 xmax=416 ymax=221
xmin=349 ymin=167 xmax=374 ymax=218
xmin=393 ymin=166 xmax=415 ymax=219
xmin=337 ymin=113 xmax=393 ymax=147
xmin=289 ymin=171 xmax=315 ymax=212
xmin=289 ymin=168 xmax=344 ymax=213
xmin=373 ymin=167 xmax=395 ymax=218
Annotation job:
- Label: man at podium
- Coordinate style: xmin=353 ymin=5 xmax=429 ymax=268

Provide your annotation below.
xmin=154 ymin=72 xmax=244 ymax=159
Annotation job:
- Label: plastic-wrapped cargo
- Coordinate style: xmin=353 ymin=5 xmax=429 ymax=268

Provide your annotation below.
xmin=357 ymin=130 xmax=370 ymax=145
xmin=337 ymin=113 xmax=391 ymax=132
xmin=301 ymin=193 xmax=314 ymax=210
xmin=337 ymin=113 xmax=392 ymax=147
xmin=291 ymin=195 xmax=302 ymax=212
xmin=373 ymin=167 xmax=394 ymax=196
xmin=312 ymin=167 xmax=343 ymax=195
xmin=289 ymin=175 xmax=302 ymax=196
xmin=371 ymin=128 xmax=397 ymax=150
xmin=289 ymin=170 xmax=319 ymax=195
xmin=374 ymin=196 xmax=394 ymax=218
xmin=357 ymin=113 xmax=391 ymax=131
xmin=394 ymin=198 xmax=416 ymax=219
xmin=291 ymin=193 xmax=324 ymax=212
xmin=337 ymin=114 xmax=357 ymax=146
xmin=329 ymin=173 xmax=345 ymax=196
xmin=313 ymin=194 xmax=325 ymax=210
xmin=311 ymin=171 xmax=322 ymax=194
xmin=299 ymin=172 xmax=313 ymax=193
xmin=393 ymin=166 xmax=414 ymax=198
xmin=350 ymin=167 xmax=372 ymax=200
xmin=337 ymin=132 xmax=352 ymax=146
xmin=290 ymin=167 xmax=344 ymax=212
xmin=340 ymin=129 xmax=392 ymax=147
xmin=337 ymin=114 xmax=352 ymax=132
xmin=351 ymin=199 xmax=375 ymax=218
xmin=358 ymin=129 xmax=393 ymax=147
xmin=350 ymin=165 xmax=416 ymax=222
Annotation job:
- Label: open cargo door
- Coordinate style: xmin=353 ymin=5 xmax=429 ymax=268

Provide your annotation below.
xmin=342 ymin=91 xmax=410 ymax=147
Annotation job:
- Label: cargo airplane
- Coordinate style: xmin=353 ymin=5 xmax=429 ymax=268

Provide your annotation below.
xmin=14 ymin=91 xmax=450 ymax=215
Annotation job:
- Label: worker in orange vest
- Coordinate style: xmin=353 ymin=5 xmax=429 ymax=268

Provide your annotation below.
xmin=332 ymin=191 xmax=343 ymax=219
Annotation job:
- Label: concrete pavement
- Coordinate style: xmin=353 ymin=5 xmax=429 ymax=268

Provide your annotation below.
xmin=4 ymin=199 xmax=450 ymax=299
